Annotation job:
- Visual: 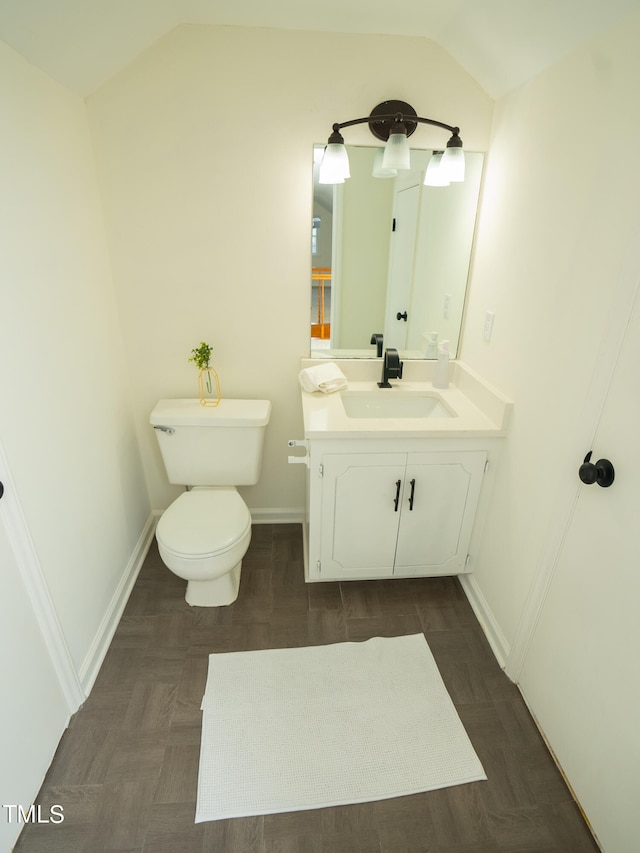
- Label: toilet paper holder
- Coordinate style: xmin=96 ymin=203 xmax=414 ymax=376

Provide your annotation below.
xmin=287 ymin=439 xmax=310 ymax=467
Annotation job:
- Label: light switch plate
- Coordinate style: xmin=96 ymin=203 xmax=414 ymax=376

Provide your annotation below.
xmin=483 ymin=311 xmax=495 ymax=342
xmin=443 ymin=293 xmax=451 ymax=319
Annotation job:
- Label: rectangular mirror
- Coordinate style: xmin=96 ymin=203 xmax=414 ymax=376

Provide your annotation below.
xmin=311 ymin=146 xmax=484 ymax=359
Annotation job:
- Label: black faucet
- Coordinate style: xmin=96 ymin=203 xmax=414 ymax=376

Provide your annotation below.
xmin=370 ymin=333 xmax=383 ymax=358
xmin=378 ymin=348 xmax=403 ymax=387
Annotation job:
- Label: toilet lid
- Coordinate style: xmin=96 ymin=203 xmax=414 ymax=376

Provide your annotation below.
xmin=156 ymin=489 xmax=251 ymax=557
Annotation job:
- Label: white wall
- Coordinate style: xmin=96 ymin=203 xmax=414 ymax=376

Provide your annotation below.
xmin=0 ymin=39 xmax=150 ymax=677
xmin=460 ymin=14 xmax=640 ymax=647
xmin=86 ymin=24 xmax=493 ymax=516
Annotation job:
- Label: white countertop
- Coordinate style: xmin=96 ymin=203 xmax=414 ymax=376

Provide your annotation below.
xmin=300 ymin=359 xmax=512 ymax=439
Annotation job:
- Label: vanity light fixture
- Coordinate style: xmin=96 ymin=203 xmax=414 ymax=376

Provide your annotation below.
xmin=318 ymin=99 xmax=465 ymax=185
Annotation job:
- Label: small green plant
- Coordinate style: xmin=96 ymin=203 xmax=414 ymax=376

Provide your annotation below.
xmin=188 ymin=342 xmax=213 ymax=371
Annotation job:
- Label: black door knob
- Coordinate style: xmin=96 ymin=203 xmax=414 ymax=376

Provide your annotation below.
xmin=396 ymin=311 xmax=408 ymax=321
xmin=578 ymin=452 xmax=615 ymax=488
xmin=0 ymin=481 xmax=4 ymax=499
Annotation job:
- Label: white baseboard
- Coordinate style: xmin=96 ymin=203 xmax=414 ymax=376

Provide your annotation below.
xmin=78 ymin=513 xmax=157 ymax=695
xmin=250 ymin=507 xmax=305 ymax=524
xmin=459 ymin=573 xmax=511 ymax=673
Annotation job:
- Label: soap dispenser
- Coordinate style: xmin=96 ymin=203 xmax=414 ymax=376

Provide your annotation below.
xmin=432 ymin=340 xmax=450 ymax=389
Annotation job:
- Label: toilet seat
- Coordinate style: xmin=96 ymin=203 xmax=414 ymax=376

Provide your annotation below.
xmin=156 ymin=488 xmax=251 ymax=559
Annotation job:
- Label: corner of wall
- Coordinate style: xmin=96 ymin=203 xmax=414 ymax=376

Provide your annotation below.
xmin=459 ymin=573 xmax=511 ymax=671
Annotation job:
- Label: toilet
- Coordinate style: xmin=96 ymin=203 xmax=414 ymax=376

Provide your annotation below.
xmin=150 ymin=398 xmax=271 ymax=606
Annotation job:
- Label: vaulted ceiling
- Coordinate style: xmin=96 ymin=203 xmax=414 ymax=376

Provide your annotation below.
xmin=0 ymin=0 xmax=637 ymax=98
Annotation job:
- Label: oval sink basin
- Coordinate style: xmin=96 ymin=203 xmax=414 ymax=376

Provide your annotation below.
xmin=340 ymin=391 xmax=455 ymax=419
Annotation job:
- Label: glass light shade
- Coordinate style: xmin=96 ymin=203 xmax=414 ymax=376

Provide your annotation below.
xmin=318 ymin=143 xmax=350 ymax=184
xmin=381 ymin=133 xmax=411 ymax=170
xmin=440 ymin=147 xmax=465 ymax=182
xmin=423 ymin=152 xmax=450 ymax=187
xmin=372 ymin=148 xmax=397 ymax=179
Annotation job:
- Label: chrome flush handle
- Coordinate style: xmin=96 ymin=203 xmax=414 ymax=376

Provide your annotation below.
xmin=153 ymin=425 xmax=175 ymax=435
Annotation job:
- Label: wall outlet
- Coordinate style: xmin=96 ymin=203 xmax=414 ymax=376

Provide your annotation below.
xmin=483 ymin=310 xmax=495 ymax=342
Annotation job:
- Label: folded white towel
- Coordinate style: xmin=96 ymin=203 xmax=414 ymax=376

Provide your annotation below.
xmin=298 ymin=362 xmax=348 ymax=394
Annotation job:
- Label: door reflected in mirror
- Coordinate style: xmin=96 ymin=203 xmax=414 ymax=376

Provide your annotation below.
xmin=311 ymin=146 xmax=484 ymax=359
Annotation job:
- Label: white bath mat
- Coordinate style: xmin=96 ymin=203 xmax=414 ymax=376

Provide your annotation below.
xmin=195 ymin=633 xmax=486 ymax=822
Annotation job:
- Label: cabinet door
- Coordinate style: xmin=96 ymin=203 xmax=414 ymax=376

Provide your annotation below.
xmin=394 ymin=451 xmax=486 ymax=576
xmin=320 ymin=453 xmax=406 ymax=578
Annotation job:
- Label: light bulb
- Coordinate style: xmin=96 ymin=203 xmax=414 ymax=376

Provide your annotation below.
xmin=440 ymin=146 xmax=465 ymax=182
xmin=372 ymin=148 xmax=397 ymax=178
xmin=423 ymin=151 xmax=450 ymax=187
xmin=318 ymin=143 xmax=350 ymax=184
xmin=381 ymin=129 xmax=410 ymax=171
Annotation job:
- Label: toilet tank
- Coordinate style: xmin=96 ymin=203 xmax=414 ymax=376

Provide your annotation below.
xmin=150 ymin=399 xmax=271 ymax=486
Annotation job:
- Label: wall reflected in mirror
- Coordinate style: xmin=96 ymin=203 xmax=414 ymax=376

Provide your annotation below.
xmin=311 ymin=146 xmax=484 ymax=359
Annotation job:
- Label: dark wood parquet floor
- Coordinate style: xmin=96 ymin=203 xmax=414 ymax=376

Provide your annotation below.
xmin=14 ymin=524 xmax=600 ymax=853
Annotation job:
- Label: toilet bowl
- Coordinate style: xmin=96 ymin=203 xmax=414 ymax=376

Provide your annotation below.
xmin=155 ymin=487 xmax=252 ymax=606
xmin=150 ymin=397 xmax=271 ymax=607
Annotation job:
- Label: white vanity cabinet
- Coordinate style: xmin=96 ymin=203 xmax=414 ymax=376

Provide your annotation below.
xmin=298 ymin=359 xmax=512 ymax=585
xmin=305 ymin=439 xmax=489 ymax=582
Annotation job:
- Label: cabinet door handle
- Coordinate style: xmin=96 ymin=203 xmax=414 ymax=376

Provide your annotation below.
xmin=408 ymin=478 xmax=416 ymax=510
xmin=394 ymin=479 xmax=401 ymax=511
